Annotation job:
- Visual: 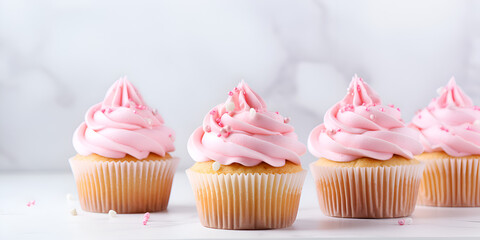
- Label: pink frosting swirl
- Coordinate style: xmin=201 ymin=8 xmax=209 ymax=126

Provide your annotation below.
xmin=410 ymin=77 xmax=480 ymax=157
xmin=187 ymin=81 xmax=306 ymax=167
xmin=308 ymin=75 xmax=423 ymax=162
xmin=73 ymin=77 xmax=175 ymax=159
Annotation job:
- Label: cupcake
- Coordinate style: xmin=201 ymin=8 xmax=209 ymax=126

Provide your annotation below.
xmin=70 ymin=77 xmax=178 ymax=213
xmin=410 ymin=77 xmax=480 ymax=207
xmin=186 ymin=81 xmax=307 ymax=229
xmin=308 ymin=75 xmax=425 ymax=218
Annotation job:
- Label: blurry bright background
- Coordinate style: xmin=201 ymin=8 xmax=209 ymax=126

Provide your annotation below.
xmin=1 ymin=0 xmax=480 ymax=171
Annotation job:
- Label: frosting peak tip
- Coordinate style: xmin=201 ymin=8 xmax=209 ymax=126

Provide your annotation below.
xmin=434 ymin=77 xmax=472 ymax=108
xmin=345 ymin=75 xmax=381 ymax=106
xmin=448 ymin=76 xmax=456 ymax=86
xmin=102 ymin=77 xmax=146 ymax=108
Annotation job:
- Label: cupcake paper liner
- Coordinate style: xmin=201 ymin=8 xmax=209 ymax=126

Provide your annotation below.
xmin=186 ymin=169 xmax=307 ymax=230
xmin=310 ymin=162 xmax=425 ymax=218
xmin=69 ymin=157 xmax=179 ymax=213
xmin=418 ymin=157 xmax=480 ymax=207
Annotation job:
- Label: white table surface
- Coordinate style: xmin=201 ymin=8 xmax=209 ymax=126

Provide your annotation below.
xmin=1 ymin=171 xmax=479 ymax=240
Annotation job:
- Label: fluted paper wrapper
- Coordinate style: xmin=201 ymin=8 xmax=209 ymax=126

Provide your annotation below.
xmin=310 ymin=162 xmax=425 ymax=218
xmin=69 ymin=157 xmax=179 ymax=213
xmin=186 ymin=169 xmax=307 ymax=230
xmin=418 ymin=157 xmax=480 ymax=207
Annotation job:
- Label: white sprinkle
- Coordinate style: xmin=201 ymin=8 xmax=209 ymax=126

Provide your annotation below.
xmin=347 ymin=87 xmax=350 ymax=92
xmin=225 ymin=100 xmax=235 ymax=112
xmin=212 ymin=162 xmax=221 ymax=171
xmin=405 ymin=217 xmax=413 ymax=225
xmin=370 ymin=114 xmax=375 ymax=120
xmin=70 ymin=208 xmax=77 ymax=216
xmin=153 ymin=108 xmax=158 ymax=115
xmin=326 ymin=129 xmax=336 ymax=135
xmin=108 ymin=210 xmax=117 ymax=217
xmin=474 ymin=120 xmax=480 ymax=127
xmin=146 ymin=118 xmax=153 ymax=125
xmin=249 ymin=108 xmax=256 ymax=118
xmin=66 ymin=193 xmax=74 ymax=201
xmin=436 ymin=87 xmax=446 ymax=95
xmin=204 ymin=125 xmax=211 ymax=132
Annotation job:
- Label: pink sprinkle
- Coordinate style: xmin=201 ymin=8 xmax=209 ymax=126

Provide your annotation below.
xmin=107 ymin=108 xmax=113 ymax=113
xmin=210 ymin=110 xmax=217 ymax=115
xmin=27 ymin=200 xmax=35 ymax=207
xmin=380 ymin=107 xmax=385 ymax=112
xmin=337 ymin=129 xmax=342 ymax=132
xmin=388 ymin=104 xmax=395 ymax=108
xmin=216 ymin=118 xmax=221 ymax=123
xmin=397 ymin=108 xmax=401 ymax=112
xmin=228 ymin=91 xmax=234 ymax=96
xmin=143 ymin=212 xmax=150 ymax=226
xmin=101 ymin=109 xmax=106 ymax=113
xmin=234 ymin=87 xmax=239 ymax=92
xmin=365 ymin=107 xmax=370 ymax=112
xmin=276 ymin=112 xmax=279 ymax=114
xmin=136 ymin=105 xmax=146 ymax=110
xmin=344 ymin=104 xmax=354 ymax=112
xmin=218 ymin=122 xmax=224 ymax=127
xmin=217 ymin=133 xmax=221 ymax=137
xmin=418 ymin=115 xmax=422 ymax=119
xmin=284 ymin=117 xmax=290 ymax=124
xmin=221 ymin=129 xmax=231 ymax=138
xmin=373 ymin=103 xmax=377 ymax=107
xmin=440 ymin=126 xmax=449 ymax=132
xmin=398 ymin=219 xmax=405 ymax=225
xmin=168 ymin=134 xmax=172 ymax=138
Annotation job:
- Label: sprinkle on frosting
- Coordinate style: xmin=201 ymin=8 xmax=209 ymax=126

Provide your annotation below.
xmin=187 ymin=80 xmax=306 ymax=167
xmin=308 ymin=75 xmax=423 ymax=162
xmin=73 ymin=77 xmax=175 ymax=159
xmin=410 ymin=77 xmax=480 ymax=157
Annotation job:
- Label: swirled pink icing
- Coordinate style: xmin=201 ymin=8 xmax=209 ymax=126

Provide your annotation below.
xmin=187 ymin=81 xmax=306 ymax=167
xmin=410 ymin=77 xmax=480 ymax=157
xmin=308 ymin=75 xmax=423 ymax=162
xmin=73 ymin=77 xmax=175 ymax=159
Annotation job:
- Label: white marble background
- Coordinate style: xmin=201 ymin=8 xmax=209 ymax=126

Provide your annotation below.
xmin=1 ymin=0 xmax=480 ymax=171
